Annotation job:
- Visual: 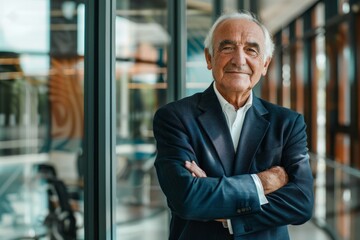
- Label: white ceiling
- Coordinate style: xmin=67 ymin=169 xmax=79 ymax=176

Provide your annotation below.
xmin=259 ymin=0 xmax=318 ymax=32
xmin=188 ymin=0 xmax=318 ymax=33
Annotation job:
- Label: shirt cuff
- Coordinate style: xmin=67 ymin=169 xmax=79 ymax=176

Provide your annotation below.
xmin=251 ymin=174 xmax=268 ymax=205
xmin=227 ymin=219 xmax=233 ymax=234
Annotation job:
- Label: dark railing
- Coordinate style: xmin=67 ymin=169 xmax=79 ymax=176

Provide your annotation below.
xmin=309 ymin=152 xmax=360 ymax=240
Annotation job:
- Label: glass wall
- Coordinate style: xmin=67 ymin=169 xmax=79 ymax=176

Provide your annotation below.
xmin=186 ymin=1 xmax=212 ymax=96
xmin=7 ymin=0 xmax=358 ymax=239
xmin=266 ymin=0 xmax=360 ymax=239
xmin=0 ymin=1 xmax=302 ymax=239
xmin=0 ymin=0 xmax=85 ymax=239
xmin=114 ymin=1 xmax=168 ymax=239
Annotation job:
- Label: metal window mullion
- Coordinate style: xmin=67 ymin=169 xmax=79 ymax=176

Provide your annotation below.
xmin=303 ymin=10 xmax=314 ymax=152
xmin=348 ymin=11 xmax=358 ymax=167
xmin=167 ymin=1 xmax=186 ymax=101
xmin=237 ymin=0 xmax=250 ymax=11
xmin=213 ymin=0 xmax=223 ymax=21
xmin=85 ymin=0 xmax=116 ymax=239
xmin=250 ymin=0 xmax=259 ymax=16
xmin=238 ymin=0 xmax=245 ymax=10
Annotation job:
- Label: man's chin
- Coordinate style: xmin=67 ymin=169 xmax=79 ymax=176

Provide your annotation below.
xmin=232 ymin=81 xmax=251 ymax=91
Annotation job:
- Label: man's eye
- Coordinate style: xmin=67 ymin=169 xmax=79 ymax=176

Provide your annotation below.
xmin=221 ymin=46 xmax=235 ymax=53
xmin=246 ymin=48 xmax=258 ymax=56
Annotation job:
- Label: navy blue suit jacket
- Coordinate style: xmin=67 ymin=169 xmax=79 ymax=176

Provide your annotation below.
xmin=153 ymin=84 xmax=314 ymax=240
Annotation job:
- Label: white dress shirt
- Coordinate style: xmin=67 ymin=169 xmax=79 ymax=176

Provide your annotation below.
xmin=213 ymin=84 xmax=268 ymax=234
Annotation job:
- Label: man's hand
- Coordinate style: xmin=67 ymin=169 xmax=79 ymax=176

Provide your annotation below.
xmin=257 ymin=166 xmax=289 ymax=195
xmin=185 ymin=161 xmax=207 ymax=178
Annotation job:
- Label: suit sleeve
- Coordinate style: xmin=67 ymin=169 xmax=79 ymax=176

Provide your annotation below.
xmin=153 ymin=105 xmax=262 ymax=221
xmin=231 ymin=114 xmax=314 ymax=236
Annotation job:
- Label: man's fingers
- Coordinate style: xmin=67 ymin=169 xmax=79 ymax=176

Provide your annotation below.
xmin=257 ymin=166 xmax=289 ymax=194
xmin=270 ymin=166 xmax=289 ymax=184
xmin=185 ymin=161 xmax=207 ymax=177
xmin=215 ymin=219 xmax=226 ymax=222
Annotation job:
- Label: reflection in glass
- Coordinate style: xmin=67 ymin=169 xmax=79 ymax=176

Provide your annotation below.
xmin=186 ymin=2 xmax=212 ymax=96
xmin=0 ymin=0 xmax=84 ymax=239
xmin=115 ymin=2 xmax=169 ymax=239
xmin=311 ymin=153 xmax=360 ymax=240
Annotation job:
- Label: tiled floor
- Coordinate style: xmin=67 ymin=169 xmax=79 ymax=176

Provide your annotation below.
xmin=117 ymin=210 xmax=169 ymax=240
xmin=115 ymin=209 xmax=331 ymax=240
xmin=289 ymin=221 xmax=331 ymax=240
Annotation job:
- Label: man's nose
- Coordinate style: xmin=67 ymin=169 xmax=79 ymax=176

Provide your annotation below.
xmin=231 ymin=48 xmax=247 ymax=66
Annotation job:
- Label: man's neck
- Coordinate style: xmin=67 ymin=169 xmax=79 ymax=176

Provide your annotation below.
xmin=214 ymin=84 xmax=251 ymax=110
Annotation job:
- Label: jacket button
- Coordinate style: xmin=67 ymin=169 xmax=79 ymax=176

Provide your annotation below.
xmin=237 ymin=207 xmax=251 ymax=214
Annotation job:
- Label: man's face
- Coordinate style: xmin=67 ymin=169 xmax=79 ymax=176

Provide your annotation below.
xmin=205 ymin=18 xmax=271 ymax=97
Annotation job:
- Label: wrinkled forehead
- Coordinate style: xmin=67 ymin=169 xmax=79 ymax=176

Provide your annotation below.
xmin=213 ymin=18 xmax=265 ymax=45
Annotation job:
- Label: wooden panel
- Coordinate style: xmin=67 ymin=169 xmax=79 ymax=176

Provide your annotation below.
xmin=49 ymin=57 xmax=84 ymax=150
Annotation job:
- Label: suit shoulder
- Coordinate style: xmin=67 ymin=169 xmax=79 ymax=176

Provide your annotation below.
xmin=156 ymin=92 xmax=201 ymax=113
xmin=258 ymin=98 xmax=302 ymax=119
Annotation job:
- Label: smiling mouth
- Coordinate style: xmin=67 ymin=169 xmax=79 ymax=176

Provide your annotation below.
xmin=226 ymin=71 xmax=250 ymax=74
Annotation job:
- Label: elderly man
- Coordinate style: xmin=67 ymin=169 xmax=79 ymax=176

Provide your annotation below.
xmin=153 ymin=11 xmax=314 ymax=240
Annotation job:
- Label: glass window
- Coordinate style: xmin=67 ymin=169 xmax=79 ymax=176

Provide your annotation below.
xmin=0 ymin=0 xmax=85 ymax=239
xmin=281 ymin=28 xmax=291 ymax=108
xmin=338 ymin=0 xmax=350 ymax=14
xmin=335 ymin=21 xmax=351 ymax=164
xmin=186 ymin=0 xmax=212 ymax=96
xmin=313 ymin=2 xmax=325 ymax=28
xmin=115 ymin=1 xmax=169 ymax=239
xmin=264 ymin=33 xmax=280 ymax=104
xmin=290 ymin=18 xmax=305 ymax=114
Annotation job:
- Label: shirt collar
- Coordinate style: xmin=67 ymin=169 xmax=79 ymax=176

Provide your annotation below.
xmin=213 ymin=82 xmax=253 ymax=112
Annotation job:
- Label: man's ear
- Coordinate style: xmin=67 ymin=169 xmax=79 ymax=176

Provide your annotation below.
xmin=204 ymin=48 xmax=212 ymax=70
xmin=262 ymin=57 xmax=271 ymax=76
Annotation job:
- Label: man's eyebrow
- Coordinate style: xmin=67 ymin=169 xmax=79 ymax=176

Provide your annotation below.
xmin=218 ymin=40 xmax=237 ymax=48
xmin=218 ymin=40 xmax=261 ymax=51
xmin=247 ymin=41 xmax=261 ymax=52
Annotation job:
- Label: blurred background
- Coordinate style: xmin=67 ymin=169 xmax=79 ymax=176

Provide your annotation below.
xmin=0 ymin=0 xmax=359 ymax=239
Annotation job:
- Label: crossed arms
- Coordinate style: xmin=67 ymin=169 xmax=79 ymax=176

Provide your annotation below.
xmin=185 ymin=161 xmax=289 ymax=195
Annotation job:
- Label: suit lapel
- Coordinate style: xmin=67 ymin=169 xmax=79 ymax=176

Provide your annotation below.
xmin=197 ymin=84 xmax=235 ymax=176
xmin=233 ymin=97 xmax=270 ymax=174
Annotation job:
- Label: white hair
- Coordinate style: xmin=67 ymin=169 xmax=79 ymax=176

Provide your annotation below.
xmin=204 ymin=11 xmax=274 ymax=62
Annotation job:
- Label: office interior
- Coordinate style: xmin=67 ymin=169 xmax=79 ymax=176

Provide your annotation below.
xmin=0 ymin=0 xmax=360 ymax=239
